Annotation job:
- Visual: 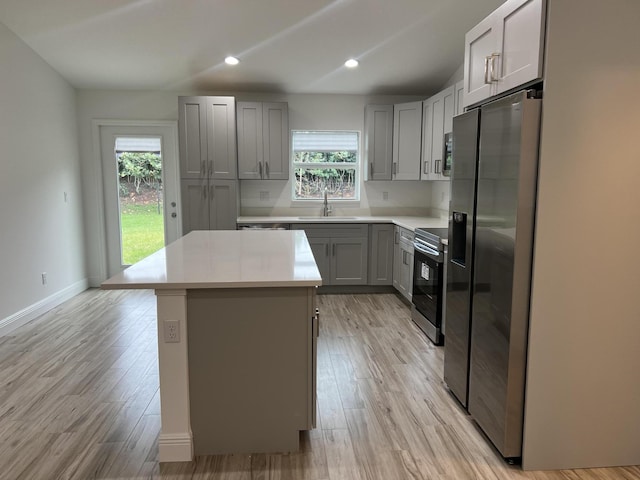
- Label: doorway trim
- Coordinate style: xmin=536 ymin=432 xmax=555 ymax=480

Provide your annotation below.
xmin=91 ymin=119 xmax=180 ymax=285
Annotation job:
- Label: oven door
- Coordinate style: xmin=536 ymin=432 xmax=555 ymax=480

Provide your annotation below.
xmin=412 ymin=245 xmax=444 ymax=329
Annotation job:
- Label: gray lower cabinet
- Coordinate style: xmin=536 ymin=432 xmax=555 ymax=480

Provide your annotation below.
xmin=294 ymin=224 xmax=368 ymax=286
xmin=368 ymin=224 xmax=394 ymax=285
xmin=393 ymin=226 xmax=414 ymax=301
xmin=181 ymin=179 xmax=238 ymax=233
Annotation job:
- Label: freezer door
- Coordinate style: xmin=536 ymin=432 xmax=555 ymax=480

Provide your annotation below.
xmin=468 ymin=91 xmax=541 ymax=459
xmin=444 ymin=109 xmax=480 ymax=408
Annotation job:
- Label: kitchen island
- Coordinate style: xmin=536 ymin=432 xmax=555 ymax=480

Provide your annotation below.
xmin=102 ymin=230 xmax=322 ymax=462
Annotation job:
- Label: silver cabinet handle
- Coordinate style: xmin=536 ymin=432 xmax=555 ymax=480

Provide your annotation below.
xmin=200 ymin=160 xmax=206 ymax=176
xmin=265 ymin=161 xmax=269 ymax=178
xmin=435 ymin=159 xmax=441 ymax=174
xmin=370 ymin=163 xmax=374 ymax=177
xmin=423 ymin=160 xmax=429 ymax=174
xmin=484 ymin=56 xmax=492 ymax=85
xmin=332 ymin=243 xmax=336 ymax=256
xmin=392 ymin=162 xmax=397 ymax=175
xmin=489 ymin=53 xmax=500 ymax=82
xmin=258 ymin=161 xmax=263 ymax=178
xmin=208 ymin=160 xmax=213 ymax=178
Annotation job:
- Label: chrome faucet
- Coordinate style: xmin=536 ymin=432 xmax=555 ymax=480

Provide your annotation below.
xmin=323 ymin=187 xmax=332 ymax=217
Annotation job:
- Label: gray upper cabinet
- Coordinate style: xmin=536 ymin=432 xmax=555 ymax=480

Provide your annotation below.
xmin=392 ymin=101 xmax=422 ymax=180
xmin=179 ymin=97 xmax=208 ymax=179
xmin=369 ymin=224 xmax=394 ymax=285
xmin=364 ymin=104 xmax=393 ymax=181
xmin=179 ymin=96 xmax=237 ymax=180
xmin=421 ymin=86 xmax=455 ymax=181
xmin=237 ymin=101 xmax=289 ymax=180
xmin=463 ymin=0 xmax=546 ymax=108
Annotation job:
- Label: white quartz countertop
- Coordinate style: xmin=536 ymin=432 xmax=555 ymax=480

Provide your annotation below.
xmin=102 ymin=230 xmax=323 ymax=290
xmin=237 ymin=215 xmax=447 ymax=232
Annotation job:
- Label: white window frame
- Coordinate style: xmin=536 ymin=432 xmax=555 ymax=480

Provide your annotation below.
xmin=290 ymin=129 xmax=361 ymax=204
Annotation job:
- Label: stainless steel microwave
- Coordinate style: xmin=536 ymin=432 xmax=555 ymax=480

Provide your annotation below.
xmin=442 ymin=132 xmax=453 ymax=176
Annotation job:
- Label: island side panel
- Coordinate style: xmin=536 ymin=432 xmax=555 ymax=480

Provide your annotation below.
xmin=187 ymin=286 xmax=316 ymax=455
xmin=155 ymin=289 xmax=193 ymax=462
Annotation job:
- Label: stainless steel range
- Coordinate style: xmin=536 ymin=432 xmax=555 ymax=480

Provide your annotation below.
xmin=411 ymin=227 xmax=448 ymax=345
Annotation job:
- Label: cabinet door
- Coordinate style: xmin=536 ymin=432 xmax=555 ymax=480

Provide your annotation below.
xmin=181 ymin=179 xmax=209 ymax=234
xmin=365 ymin=105 xmax=393 ymax=181
xmin=392 ymin=101 xmax=422 ymax=180
xmin=237 ymin=102 xmax=263 ymax=180
xmin=494 ymin=0 xmax=545 ymax=95
xmin=331 ymin=237 xmax=368 ymax=285
xmin=428 ymin=86 xmax=455 ymax=180
xmin=262 ymin=102 xmax=289 ymax=180
xmin=178 ymin=97 xmax=207 ymax=179
xmin=209 ymin=180 xmax=238 ymax=230
xmin=398 ymin=242 xmax=414 ymax=301
xmin=205 ymin=97 xmax=237 ymax=180
xmin=463 ymin=14 xmax=499 ymax=108
xmin=454 ymin=80 xmax=465 ymax=116
xmin=307 ymin=238 xmax=331 ymax=285
xmin=420 ymin=100 xmax=433 ymax=181
xmin=369 ymin=224 xmax=394 ymax=285
xmin=392 ymin=227 xmax=401 ymax=290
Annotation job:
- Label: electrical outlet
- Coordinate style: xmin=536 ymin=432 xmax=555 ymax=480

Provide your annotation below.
xmin=383 ymin=191 xmax=389 ymax=201
xmin=41 ymin=272 xmax=47 ymax=285
xmin=163 ymin=320 xmax=180 ymax=343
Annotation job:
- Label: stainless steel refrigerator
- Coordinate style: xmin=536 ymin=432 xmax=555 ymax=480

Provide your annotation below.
xmin=443 ymin=90 xmax=541 ymax=460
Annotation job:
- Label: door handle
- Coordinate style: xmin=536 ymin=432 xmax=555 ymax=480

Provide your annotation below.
xmin=332 ymin=243 xmax=336 ymax=256
xmin=208 ymin=160 xmax=213 ymax=178
xmin=258 ymin=161 xmax=263 ymax=178
xmin=200 ymin=160 xmax=206 ymax=176
xmin=370 ymin=163 xmax=374 ymax=177
xmin=265 ymin=161 xmax=269 ymax=178
xmin=392 ymin=162 xmax=397 ymax=176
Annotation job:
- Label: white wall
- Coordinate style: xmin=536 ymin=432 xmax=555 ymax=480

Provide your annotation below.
xmin=523 ymin=0 xmax=640 ymax=470
xmin=76 ymin=90 xmax=434 ymax=284
xmin=0 ymin=22 xmax=86 ymax=328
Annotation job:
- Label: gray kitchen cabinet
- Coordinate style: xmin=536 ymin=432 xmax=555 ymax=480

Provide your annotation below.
xmin=307 ymin=237 xmax=331 ymax=282
xmin=179 ymin=96 xmax=238 ymax=234
xmin=454 ymin=80 xmax=465 ymax=116
xmin=392 ymin=101 xmax=422 ymax=180
xmin=237 ymin=101 xmax=289 ymax=180
xmin=181 ymin=179 xmax=238 ymax=234
xmin=421 ymin=86 xmax=455 ymax=181
xmin=364 ymin=104 xmax=393 ymax=181
xmin=293 ymin=224 xmax=368 ymax=286
xmin=393 ymin=226 xmax=414 ymax=301
xmin=463 ymin=0 xmax=546 ymax=108
xmin=179 ymin=96 xmax=237 ymax=180
xmin=368 ymin=224 xmax=394 ymax=285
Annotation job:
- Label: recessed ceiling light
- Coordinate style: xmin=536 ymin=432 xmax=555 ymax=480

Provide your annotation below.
xmin=345 ymin=58 xmax=359 ymax=68
xmin=225 ymin=56 xmax=240 ymax=66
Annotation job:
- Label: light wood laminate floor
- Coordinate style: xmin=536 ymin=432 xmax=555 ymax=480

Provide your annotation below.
xmin=0 ymin=289 xmax=638 ymax=480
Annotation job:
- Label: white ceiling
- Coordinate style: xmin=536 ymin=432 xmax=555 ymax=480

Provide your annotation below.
xmin=0 ymin=0 xmax=504 ymax=95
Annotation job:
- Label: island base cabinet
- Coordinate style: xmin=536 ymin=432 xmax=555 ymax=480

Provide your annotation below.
xmin=186 ymin=287 xmax=317 ymax=455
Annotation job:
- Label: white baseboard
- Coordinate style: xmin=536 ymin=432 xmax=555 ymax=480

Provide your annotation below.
xmin=0 ymin=279 xmax=89 ymax=337
xmin=158 ymin=432 xmax=193 ymax=462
